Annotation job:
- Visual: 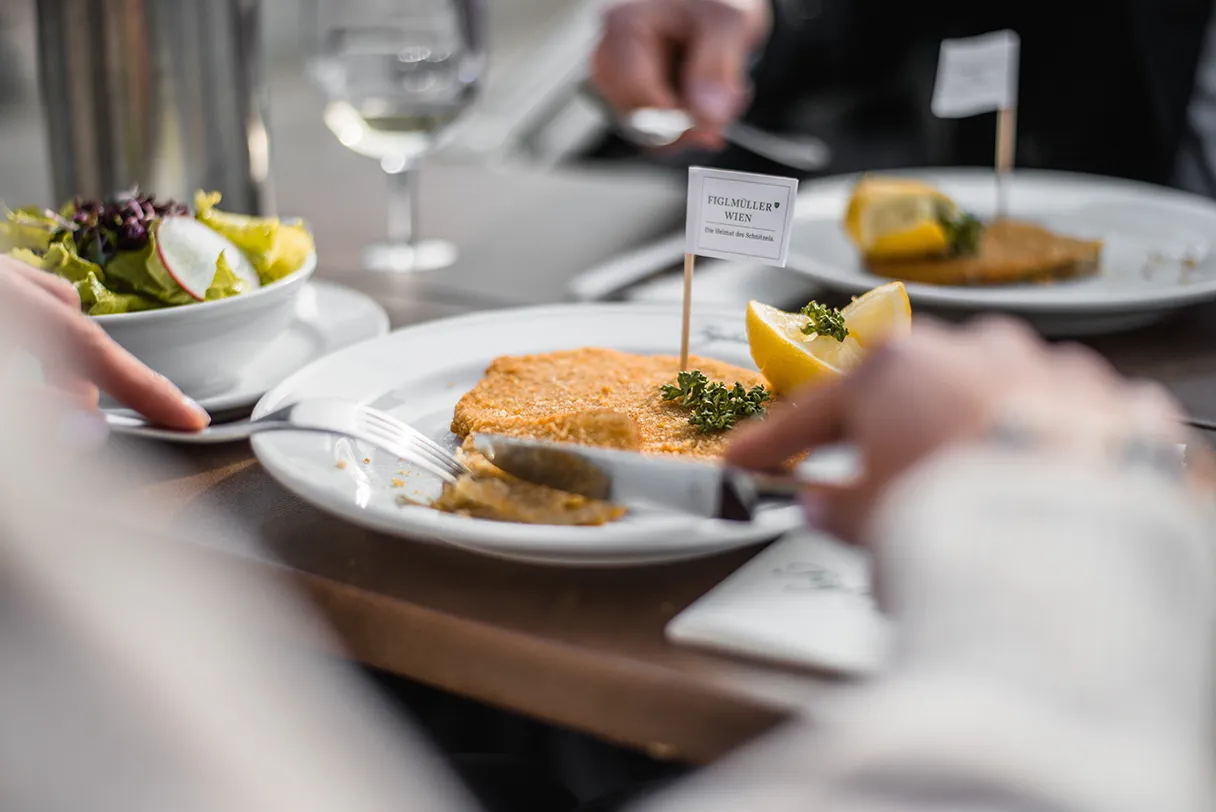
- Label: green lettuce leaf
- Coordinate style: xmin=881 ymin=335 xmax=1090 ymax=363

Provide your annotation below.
xmin=104 ymin=240 xmax=195 ymax=307
xmin=194 ymin=190 xmax=314 ymax=284
xmin=77 ymin=270 xmax=161 ymax=315
xmin=40 ymin=238 xmax=105 ymax=285
xmin=8 ymin=247 xmax=43 ymax=268
xmin=0 ymin=206 xmax=62 ymax=253
xmin=204 ymin=251 xmax=249 ymax=301
xmin=73 ymin=270 xmax=106 ymax=310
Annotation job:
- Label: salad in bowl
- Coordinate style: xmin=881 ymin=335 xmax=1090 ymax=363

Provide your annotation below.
xmin=2 ymin=190 xmax=318 ymax=394
xmin=2 ymin=190 xmax=315 ymax=315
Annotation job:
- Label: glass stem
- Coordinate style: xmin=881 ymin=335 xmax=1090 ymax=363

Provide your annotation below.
xmin=384 ymin=160 xmax=417 ymax=246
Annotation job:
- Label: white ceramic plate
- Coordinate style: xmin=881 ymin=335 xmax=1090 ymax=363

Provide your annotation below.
xmin=103 ymin=281 xmax=389 ymax=440
xmin=251 ymin=303 xmax=805 ymax=567
xmin=787 ymin=169 xmax=1216 ymax=335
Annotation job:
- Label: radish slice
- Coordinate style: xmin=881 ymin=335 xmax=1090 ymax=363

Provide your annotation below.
xmin=155 ymin=216 xmax=260 ymax=300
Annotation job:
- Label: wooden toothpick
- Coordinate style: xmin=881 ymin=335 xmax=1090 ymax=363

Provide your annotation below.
xmin=679 ymin=252 xmax=695 ymax=370
xmin=995 ymin=106 xmax=1017 ymax=219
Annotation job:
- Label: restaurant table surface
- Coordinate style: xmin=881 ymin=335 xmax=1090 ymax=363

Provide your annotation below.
xmin=108 ymin=156 xmax=1216 ymax=764
xmin=100 ymin=75 xmax=1216 ymax=766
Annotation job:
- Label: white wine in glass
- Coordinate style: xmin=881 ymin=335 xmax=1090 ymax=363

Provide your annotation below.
xmin=310 ymin=0 xmax=484 ymax=272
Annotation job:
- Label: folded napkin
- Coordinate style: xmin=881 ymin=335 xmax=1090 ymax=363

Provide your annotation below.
xmin=666 ymin=530 xmax=889 ymax=676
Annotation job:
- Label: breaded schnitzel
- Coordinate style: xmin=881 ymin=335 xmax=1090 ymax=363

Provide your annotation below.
xmin=432 ymin=348 xmax=768 ymax=525
xmin=451 ymin=348 xmax=767 ymax=459
xmin=867 ymin=219 xmax=1102 ymax=286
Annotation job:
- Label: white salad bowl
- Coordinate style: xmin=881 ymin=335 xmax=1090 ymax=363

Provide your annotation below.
xmin=93 ymin=252 xmax=317 ymax=396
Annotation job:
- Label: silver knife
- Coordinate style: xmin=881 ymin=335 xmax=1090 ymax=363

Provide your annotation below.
xmin=566 ymin=232 xmax=687 ymax=302
xmin=471 ymin=433 xmax=816 ymax=522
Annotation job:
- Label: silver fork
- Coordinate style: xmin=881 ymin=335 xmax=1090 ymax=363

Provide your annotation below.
xmin=619 ymin=107 xmax=831 ymax=172
xmin=105 ymin=399 xmax=471 ymax=483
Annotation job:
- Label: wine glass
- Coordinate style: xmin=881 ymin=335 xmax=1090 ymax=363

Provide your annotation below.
xmin=309 ymin=0 xmax=485 ymax=273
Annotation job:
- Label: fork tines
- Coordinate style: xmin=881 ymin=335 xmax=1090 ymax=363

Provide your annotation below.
xmin=354 ymin=405 xmax=469 ymax=482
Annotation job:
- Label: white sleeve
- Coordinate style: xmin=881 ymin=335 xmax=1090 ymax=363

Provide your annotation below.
xmin=642 ymin=447 xmax=1216 ymax=812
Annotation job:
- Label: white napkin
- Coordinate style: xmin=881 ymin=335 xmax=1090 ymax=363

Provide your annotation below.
xmin=666 ymin=530 xmax=890 ymax=676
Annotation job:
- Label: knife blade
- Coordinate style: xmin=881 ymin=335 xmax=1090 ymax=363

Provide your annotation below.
xmin=471 ymin=434 xmax=808 ymax=522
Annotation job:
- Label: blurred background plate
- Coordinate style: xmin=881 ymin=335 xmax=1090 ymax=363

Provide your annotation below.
xmin=787 ymin=169 xmax=1216 ymax=336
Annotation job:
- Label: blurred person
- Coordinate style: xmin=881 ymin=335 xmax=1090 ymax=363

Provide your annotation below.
xmin=2 ymin=272 xmax=1214 ymax=811
xmin=590 ymin=0 xmax=1216 ymax=194
xmin=0 ymin=255 xmax=575 ymax=812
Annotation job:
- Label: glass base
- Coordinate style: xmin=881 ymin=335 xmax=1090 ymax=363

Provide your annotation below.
xmin=361 ymin=239 xmax=457 ymax=273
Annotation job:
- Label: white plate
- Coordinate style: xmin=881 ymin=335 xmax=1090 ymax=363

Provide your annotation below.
xmin=787 ymin=169 xmax=1216 ymax=335
xmin=103 ymin=281 xmax=389 ymax=441
xmin=251 ymin=303 xmax=805 ymax=567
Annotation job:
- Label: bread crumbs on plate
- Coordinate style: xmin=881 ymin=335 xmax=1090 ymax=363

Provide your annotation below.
xmin=335 ymin=460 xmax=348 ymax=470
xmin=391 ymin=478 xmax=405 ymax=488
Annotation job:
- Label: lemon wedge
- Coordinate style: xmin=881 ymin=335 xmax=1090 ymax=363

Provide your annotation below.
xmin=746 ymin=282 xmax=912 ymax=395
xmin=841 ymin=281 xmax=911 ymax=349
xmin=746 ymin=301 xmax=865 ymax=396
xmin=844 ymin=176 xmax=958 ymax=261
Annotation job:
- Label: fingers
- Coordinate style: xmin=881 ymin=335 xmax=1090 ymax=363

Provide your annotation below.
xmin=803 ymin=480 xmax=873 ymax=547
xmin=1049 ymin=341 xmax=1116 ymax=388
xmin=1123 ymin=377 xmax=1184 ymax=429
xmin=726 ymin=378 xmax=848 ymax=471
xmin=12 ymin=383 xmax=111 ymax=452
xmin=0 ymin=269 xmax=209 ymax=431
xmin=4 ymin=256 xmax=81 ymax=310
xmin=593 ymin=2 xmax=682 ymax=114
xmin=966 ymin=313 xmax=1043 ymax=361
xmin=4 ymin=260 xmax=100 ymax=407
xmin=62 ymin=317 xmax=209 ymax=431
xmin=45 ymin=374 xmax=101 ymax=411
xmin=682 ymin=6 xmax=757 ymax=128
xmin=593 ymin=0 xmax=767 ymax=152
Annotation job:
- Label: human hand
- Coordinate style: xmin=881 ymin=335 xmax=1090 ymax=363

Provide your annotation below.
xmin=727 ymin=317 xmax=1198 ymax=543
xmin=0 ymin=256 xmax=210 ymax=434
xmin=591 ymin=0 xmax=770 ymax=151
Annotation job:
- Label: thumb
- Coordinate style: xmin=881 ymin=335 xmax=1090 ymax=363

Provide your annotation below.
xmin=681 ymin=12 xmax=756 ymax=126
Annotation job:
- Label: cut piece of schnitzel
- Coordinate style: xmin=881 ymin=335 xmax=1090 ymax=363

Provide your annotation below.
xmin=867 ymin=219 xmax=1102 ymax=286
xmin=432 ymin=446 xmax=626 ymax=526
xmin=451 ymin=347 xmax=767 ymax=460
xmin=432 ymin=465 xmax=627 ymax=526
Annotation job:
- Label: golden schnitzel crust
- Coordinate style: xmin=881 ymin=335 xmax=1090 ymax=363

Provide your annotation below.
xmin=451 ymin=348 xmax=765 ymax=460
xmin=868 ymin=218 xmax=1102 ymax=286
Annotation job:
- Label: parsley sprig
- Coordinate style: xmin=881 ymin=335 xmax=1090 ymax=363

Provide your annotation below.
xmin=660 ymin=370 xmax=772 ymax=434
xmin=799 ymin=301 xmax=849 ymax=342
xmin=936 ymin=205 xmax=985 ymax=256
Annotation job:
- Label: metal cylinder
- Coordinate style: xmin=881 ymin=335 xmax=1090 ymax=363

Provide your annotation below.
xmin=35 ymin=0 xmax=272 ymax=214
